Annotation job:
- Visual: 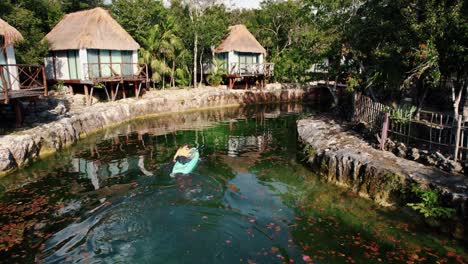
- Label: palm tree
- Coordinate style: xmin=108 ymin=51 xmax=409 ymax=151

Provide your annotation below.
xmin=139 ymin=18 xmax=182 ymax=89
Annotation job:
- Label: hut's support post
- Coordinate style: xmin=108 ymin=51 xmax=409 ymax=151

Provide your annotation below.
xmin=115 ymin=83 xmax=120 ymax=100
xmin=89 ymin=86 xmax=94 ymax=106
xmin=12 ymin=99 xmax=24 ymax=128
xmin=110 ymin=82 xmax=115 ymax=101
xmin=68 ymin=85 xmax=74 ymax=95
xmin=245 ymin=77 xmax=248 ymax=90
xmin=121 ymin=82 xmax=126 ymax=99
xmin=133 ymin=81 xmax=137 ymax=97
xmin=137 ymin=82 xmax=142 ymax=99
xmin=103 ymin=85 xmax=110 ymax=102
xmin=84 ymin=84 xmax=90 ymax=106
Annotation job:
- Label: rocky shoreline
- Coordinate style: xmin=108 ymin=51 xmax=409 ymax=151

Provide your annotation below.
xmin=0 ymin=85 xmax=323 ymax=176
xmin=297 ymin=115 xmax=468 ymax=239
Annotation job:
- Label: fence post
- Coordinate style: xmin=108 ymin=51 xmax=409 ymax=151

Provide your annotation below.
xmin=454 ymin=115 xmax=462 ymax=161
xmin=378 ymin=112 xmax=390 ymax=151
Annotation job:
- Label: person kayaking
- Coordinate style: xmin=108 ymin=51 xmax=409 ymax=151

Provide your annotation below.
xmin=173 ymin=144 xmax=193 ymax=164
xmin=169 ymin=144 xmax=205 ymax=177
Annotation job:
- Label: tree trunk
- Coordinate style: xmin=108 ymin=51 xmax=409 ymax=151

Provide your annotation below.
xmin=199 ymin=50 xmax=204 ymax=87
xmin=415 ymin=78 xmax=427 ymax=120
xmin=415 ymin=84 xmax=428 ymax=120
xmin=325 ymin=74 xmax=339 ymax=107
xmin=171 ymin=61 xmax=175 ymax=88
xmin=162 ymin=57 xmax=166 ymax=89
xmin=460 ymin=79 xmax=468 ymax=121
xmin=193 ymin=32 xmax=198 ymax=88
xmin=452 ymin=80 xmax=463 ymax=121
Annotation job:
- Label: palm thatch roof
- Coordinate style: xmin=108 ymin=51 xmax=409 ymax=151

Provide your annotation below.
xmin=44 ymin=7 xmax=139 ymax=51
xmin=0 ymin=18 xmax=23 ymax=48
xmin=215 ymin=24 xmax=266 ymax=55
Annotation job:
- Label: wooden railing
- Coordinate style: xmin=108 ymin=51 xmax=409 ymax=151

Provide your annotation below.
xmin=83 ymin=63 xmax=149 ymax=83
xmin=353 ymin=93 xmax=468 ymax=162
xmin=228 ymin=62 xmax=275 ymax=76
xmin=0 ymin=64 xmax=47 ymax=104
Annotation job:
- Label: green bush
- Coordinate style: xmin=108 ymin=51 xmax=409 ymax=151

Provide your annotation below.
xmin=406 ymin=184 xmax=455 ymax=219
xmin=207 ymin=58 xmax=226 ymax=87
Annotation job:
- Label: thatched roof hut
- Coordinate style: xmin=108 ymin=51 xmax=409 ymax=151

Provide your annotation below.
xmin=43 ymin=7 xmax=139 ymax=51
xmin=215 ymin=24 xmax=266 ymax=55
xmin=0 ymin=18 xmax=23 ymax=48
xmin=43 ymin=7 xmax=142 ymax=83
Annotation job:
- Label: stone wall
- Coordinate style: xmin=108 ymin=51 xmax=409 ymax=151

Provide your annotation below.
xmin=297 ymin=116 xmax=468 ymax=239
xmin=0 ymin=86 xmax=323 ymax=176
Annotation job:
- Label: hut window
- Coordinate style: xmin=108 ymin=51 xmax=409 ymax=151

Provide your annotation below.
xmin=111 ymin=50 xmax=122 ymax=76
xmin=67 ymin=50 xmax=80 ymax=79
xmin=100 ymin=50 xmax=111 ymax=77
xmin=87 ymin=49 xmax=100 ymax=78
xmin=121 ymin=51 xmax=133 ymax=77
xmin=217 ymin=53 xmax=228 ymax=71
xmin=238 ymin=52 xmax=258 ymax=65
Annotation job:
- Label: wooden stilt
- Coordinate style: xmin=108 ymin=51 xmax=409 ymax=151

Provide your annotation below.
xmin=12 ymin=99 xmax=24 ymax=128
xmin=84 ymin=84 xmax=89 ymax=106
xmin=122 ymin=82 xmax=126 ymax=99
xmin=245 ymin=77 xmax=248 ymax=90
xmin=89 ymin=87 xmax=94 ymax=106
xmin=134 ymin=81 xmax=137 ymax=97
xmin=115 ymin=83 xmax=120 ymax=100
xmin=137 ymin=82 xmax=142 ymax=99
xmin=110 ymin=82 xmax=115 ymax=101
xmin=68 ymin=85 xmax=74 ymax=95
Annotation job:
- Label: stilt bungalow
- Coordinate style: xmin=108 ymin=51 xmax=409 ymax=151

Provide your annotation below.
xmin=214 ymin=25 xmax=274 ymax=89
xmin=43 ymin=7 xmax=148 ymax=105
xmin=1 ymin=18 xmax=47 ymax=126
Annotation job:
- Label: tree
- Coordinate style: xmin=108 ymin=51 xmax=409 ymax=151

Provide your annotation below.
xmin=183 ymin=0 xmax=225 ymax=88
xmin=139 ymin=18 xmax=183 ymax=88
xmin=111 ymin=0 xmax=166 ymax=44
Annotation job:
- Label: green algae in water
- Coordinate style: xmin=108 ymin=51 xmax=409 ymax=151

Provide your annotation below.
xmin=0 ymin=104 xmax=466 ymax=263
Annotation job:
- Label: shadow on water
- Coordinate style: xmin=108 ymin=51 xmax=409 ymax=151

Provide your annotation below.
xmin=0 ymin=102 xmax=466 ymax=263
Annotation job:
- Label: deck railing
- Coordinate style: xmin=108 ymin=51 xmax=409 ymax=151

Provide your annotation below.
xmin=83 ymin=62 xmax=149 ymax=83
xmin=228 ymin=63 xmax=275 ymax=76
xmin=0 ymin=64 xmax=47 ymax=104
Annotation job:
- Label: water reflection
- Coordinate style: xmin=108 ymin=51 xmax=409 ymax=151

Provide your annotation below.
xmin=2 ymin=103 xmax=463 ymax=264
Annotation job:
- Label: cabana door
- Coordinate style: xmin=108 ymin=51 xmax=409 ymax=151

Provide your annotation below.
xmin=0 ymin=48 xmax=11 ymax=91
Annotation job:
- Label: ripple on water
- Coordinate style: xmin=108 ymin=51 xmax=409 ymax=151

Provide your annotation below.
xmin=40 ymin=172 xmax=303 ymax=263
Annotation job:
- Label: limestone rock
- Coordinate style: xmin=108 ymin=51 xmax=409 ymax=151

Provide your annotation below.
xmin=0 ymin=148 xmax=15 ymax=172
xmin=409 ymin=148 xmax=420 ymax=161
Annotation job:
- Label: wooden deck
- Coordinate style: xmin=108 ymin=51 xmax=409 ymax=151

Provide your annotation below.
xmin=81 ymin=63 xmax=149 ymax=105
xmin=0 ymin=64 xmax=48 ymax=127
xmin=225 ymin=63 xmax=274 ymax=89
xmin=0 ymin=64 xmax=47 ymax=104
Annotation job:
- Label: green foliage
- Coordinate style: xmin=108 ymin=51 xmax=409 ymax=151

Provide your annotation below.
xmin=407 ymin=184 xmax=455 ymax=219
xmin=175 ymin=67 xmax=191 ymax=87
xmin=390 ymin=105 xmax=417 ymax=123
xmin=206 ymin=58 xmax=226 ymax=87
xmin=110 ymin=0 xmax=166 ymax=44
xmin=53 ymin=80 xmax=65 ymax=92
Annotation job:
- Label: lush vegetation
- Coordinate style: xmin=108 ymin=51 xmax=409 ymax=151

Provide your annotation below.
xmin=1 ymin=0 xmax=467 ymax=108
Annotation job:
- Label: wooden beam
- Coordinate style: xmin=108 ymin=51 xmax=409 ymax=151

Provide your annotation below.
xmin=12 ymin=99 xmax=24 ymax=128
xmin=84 ymin=84 xmax=89 ymax=106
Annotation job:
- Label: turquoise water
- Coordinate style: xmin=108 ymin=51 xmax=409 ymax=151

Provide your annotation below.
xmin=0 ymin=104 xmax=466 ymax=263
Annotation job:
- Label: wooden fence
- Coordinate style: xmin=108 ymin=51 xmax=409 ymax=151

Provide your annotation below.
xmin=352 ymin=93 xmax=468 ymax=162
